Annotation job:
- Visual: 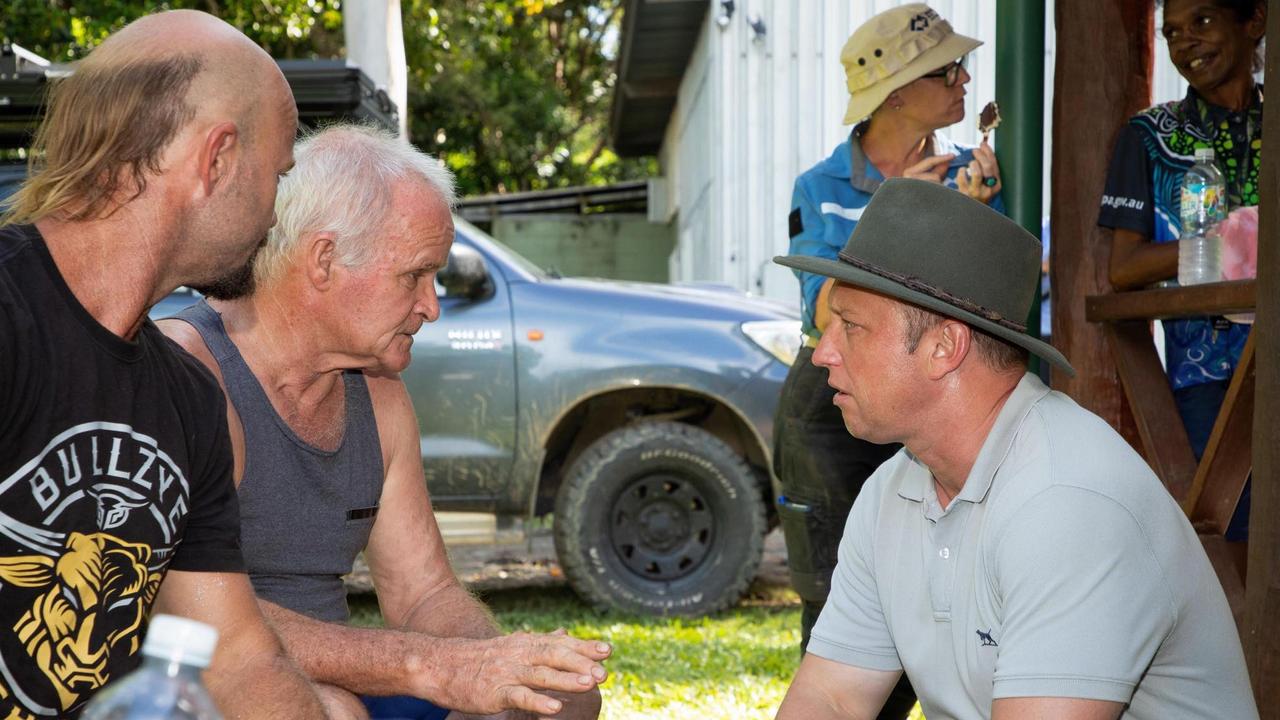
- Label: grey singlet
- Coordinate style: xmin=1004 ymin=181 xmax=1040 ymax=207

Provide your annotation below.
xmin=174 ymin=301 xmax=384 ymax=622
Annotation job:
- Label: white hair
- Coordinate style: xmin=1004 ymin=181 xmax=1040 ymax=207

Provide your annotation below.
xmin=254 ymin=123 xmax=457 ymax=285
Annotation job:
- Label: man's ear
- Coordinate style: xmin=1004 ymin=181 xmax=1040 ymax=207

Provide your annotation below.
xmin=305 ymin=232 xmax=338 ymax=289
xmin=196 ymin=122 xmax=240 ymax=198
xmin=927 ymin=319 xmax=971 ymax=379
xmin=1248 ymin=4 xmax=1267 ymax=41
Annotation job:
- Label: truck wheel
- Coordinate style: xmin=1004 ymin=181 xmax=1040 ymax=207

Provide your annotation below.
xmin=554 ymin=421 xmax=766 ymax=616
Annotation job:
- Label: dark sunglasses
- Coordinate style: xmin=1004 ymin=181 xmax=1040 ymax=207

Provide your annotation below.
xmin=920 ymin=55 xmax=968 ymax=87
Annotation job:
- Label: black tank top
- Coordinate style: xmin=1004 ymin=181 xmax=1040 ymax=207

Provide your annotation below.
xmin=174 ymin=301 xmax=383 ymax=622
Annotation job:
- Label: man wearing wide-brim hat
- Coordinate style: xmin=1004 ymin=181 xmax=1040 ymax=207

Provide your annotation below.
xmin=773 ymin=8 xmax=999 ymax=718
xmin=773 ymin=179 xmax=1257 ymax=720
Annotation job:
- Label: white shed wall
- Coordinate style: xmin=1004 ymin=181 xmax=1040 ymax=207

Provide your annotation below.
xmin=661 ymin=0 xmax=1000 ymax=302
xmin=658 ymin=0 xmax=1202 ymax=304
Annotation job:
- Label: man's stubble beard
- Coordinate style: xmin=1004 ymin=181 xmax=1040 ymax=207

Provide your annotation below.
xmin=189 ymin=235 xmax=265 ymax=300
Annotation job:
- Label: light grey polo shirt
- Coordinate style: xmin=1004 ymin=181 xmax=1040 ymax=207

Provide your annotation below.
xmin=809 ymin=373 xmax=1257 ymax=719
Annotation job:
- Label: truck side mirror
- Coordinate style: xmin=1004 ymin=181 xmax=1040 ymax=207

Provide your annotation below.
xmin=439 ymin=244 xmax=494 ymax=300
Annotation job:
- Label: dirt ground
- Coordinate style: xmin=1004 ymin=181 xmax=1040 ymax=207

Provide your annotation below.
xmin=345 ymin=527 xmax=790 ymax=595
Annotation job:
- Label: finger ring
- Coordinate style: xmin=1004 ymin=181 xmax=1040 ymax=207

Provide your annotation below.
xmin=983 ymin=176 xmax=998 ymax=188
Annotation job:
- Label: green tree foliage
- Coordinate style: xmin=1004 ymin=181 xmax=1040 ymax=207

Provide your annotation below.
xmin=2 ymin=0 xmax=654 ymax=196
xmin=1 ymin=0 xmax=343 ymax=60
xmin=403 ymin=0 xmax=654 ymax=194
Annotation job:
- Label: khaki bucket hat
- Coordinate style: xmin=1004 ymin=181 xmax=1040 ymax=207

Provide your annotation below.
xmin=841 ymin=4 xmax=982 ymax=124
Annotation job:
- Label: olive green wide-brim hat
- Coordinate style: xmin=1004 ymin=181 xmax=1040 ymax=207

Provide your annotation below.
xmin=776 ymin=178 xmax=1074 ymax=376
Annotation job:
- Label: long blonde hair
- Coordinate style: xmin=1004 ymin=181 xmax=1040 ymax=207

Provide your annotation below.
xmin=0 ymin=54 xmax=202 ymax=226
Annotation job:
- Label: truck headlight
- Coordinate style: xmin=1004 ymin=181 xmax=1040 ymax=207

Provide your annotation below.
xmin=742 ymin=320 xmax=802 ymax=366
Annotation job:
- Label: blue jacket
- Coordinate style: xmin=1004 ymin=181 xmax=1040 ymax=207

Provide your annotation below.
xmin=790 ymin=130 xmax=1005 ymax=336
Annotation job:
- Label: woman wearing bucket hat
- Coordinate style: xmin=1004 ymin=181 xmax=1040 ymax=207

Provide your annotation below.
xmin=773 ymin=6 xmax=1004 ymax=718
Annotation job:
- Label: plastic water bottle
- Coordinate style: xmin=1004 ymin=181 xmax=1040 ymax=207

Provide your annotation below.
xmin=80 ymin=615 xmax=222 ymax=720
xmin=1178 ymin=147 xmax=1227 ymax=285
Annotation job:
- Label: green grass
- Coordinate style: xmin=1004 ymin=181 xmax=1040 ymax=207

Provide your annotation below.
xmin=350 ymin=583 xmax=803 ymax=719
xmin=351 ymin=583 xmax=927 ymax=719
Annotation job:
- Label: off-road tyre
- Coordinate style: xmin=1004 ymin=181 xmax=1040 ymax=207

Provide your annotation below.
xmin=553 ymin=421 xmax=767 ymax=616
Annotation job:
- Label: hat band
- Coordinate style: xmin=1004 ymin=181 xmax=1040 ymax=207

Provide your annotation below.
xmin=835 ymin=250 xmax=1027 ymax=333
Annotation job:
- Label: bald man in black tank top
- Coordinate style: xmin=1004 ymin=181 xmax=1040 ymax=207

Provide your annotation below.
xmin=0 ymin=10 xmax=326 ymax=717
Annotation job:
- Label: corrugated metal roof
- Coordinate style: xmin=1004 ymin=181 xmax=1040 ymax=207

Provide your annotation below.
xmin=609 ymin=0 xmax=707 ymax=157
xmin=456 ymin=180 xmax=648 ymax=222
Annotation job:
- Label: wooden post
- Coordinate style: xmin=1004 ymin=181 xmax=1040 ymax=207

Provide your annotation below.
xmin=1244 ymin=1 xmax=1280 ymax=708
xmin=1048 ymin=0 xmax=1152 ymax=444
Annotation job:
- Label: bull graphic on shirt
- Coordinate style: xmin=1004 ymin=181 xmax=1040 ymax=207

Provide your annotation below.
xmin=0 ymin=422 xmax=191 ymax=717
xmin=0 ymin=532 xmax=162 ymax=713
xmin=87 ymin=486 xmax=153 ymax=531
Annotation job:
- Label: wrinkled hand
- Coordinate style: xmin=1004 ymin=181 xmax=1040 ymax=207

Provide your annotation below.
xmin=472 ymin=686 xmax=602 ymax=720
xmin=412 ymin=631 xmax=611 ymax=717
xmin=902 ymin=153 xmax=955 ymax=183
xmin=955 ymin=140 xmax=1001 ymax=204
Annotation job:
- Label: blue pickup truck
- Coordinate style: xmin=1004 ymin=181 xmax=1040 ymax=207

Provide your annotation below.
xmin=0 ymin=48 xmax=801 ymax=616
xmin=415 ymin=219 xmax=798 ymax=615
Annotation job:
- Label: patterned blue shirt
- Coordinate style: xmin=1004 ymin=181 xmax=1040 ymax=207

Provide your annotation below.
xmin=1097 ymin=86 xmax=1258 ymax=390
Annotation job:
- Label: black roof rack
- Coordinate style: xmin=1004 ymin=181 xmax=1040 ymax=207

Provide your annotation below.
xmin=0 ymin=43 xmax=398 ymax=149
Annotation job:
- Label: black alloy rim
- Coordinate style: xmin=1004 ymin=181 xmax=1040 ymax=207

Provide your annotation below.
xmin=608 ymin=473 xmax=714 ymax=582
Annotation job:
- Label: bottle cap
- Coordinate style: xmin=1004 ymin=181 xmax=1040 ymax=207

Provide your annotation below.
xmin=1195 ymin=147 xmax=1216 ymax=162
xmin=142 ymin=614 xmax=219 ymax=668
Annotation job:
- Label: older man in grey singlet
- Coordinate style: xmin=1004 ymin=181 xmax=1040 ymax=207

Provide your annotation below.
xmin=159 ymin=125 xmax=608 ymax=720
